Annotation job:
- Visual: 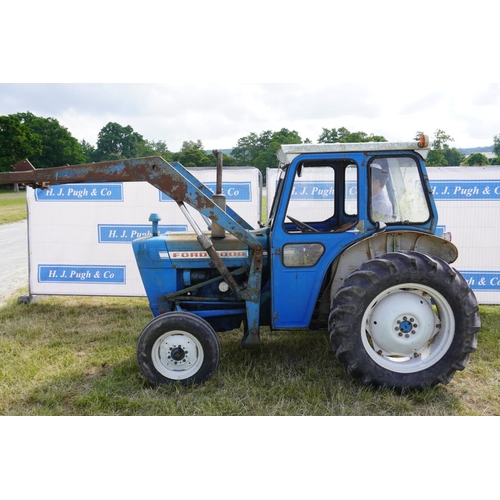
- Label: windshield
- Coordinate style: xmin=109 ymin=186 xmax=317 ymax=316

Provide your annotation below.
xmin=369 ymin=157 xmax=430 ymax=224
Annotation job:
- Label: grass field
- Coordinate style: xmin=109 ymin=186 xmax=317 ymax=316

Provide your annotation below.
xmin=0 ymin=189 xmax=497 ymax=416
xmin=0 ymin=190 xmax=27 ymax=224
xmin=0 ymin=292 xmax=498 ymax=416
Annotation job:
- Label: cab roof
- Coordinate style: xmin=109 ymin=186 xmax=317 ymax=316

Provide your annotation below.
xmin=276 ymin=139 xmax=430 ymax=166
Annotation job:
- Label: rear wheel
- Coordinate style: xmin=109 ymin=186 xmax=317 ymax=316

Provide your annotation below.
xmin=137 ymin=311 xmax=221 ymax=386
xmin=329 ymin=252 xmax=480 ymax=390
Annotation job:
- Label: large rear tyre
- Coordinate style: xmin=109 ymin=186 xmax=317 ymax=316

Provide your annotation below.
xmin=328 ymin=252 xmax=480 ymax=390
xmin=137 ymin=311 xmax=221 ymax=386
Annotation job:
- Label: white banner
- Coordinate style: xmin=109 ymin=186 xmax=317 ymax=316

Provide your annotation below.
xmin=27 ymin=167 xmax=262 ymax=297
xmin=267 ymin=167 xmax=500 ymax=305
xmin=428 ymin=167 xmax=500 ymax=305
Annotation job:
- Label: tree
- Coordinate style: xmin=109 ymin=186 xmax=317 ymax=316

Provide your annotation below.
xmin=173 ymin=140 xmax=215 ymax=167
xmin=147 ymin=139 xmax=172 ymax=159
xmin=80 ymin=139 xmax=96 ymax=163
xmin=426 ymin=149 xmax=447 ymax=167
xmin=253 ymin=128 xmax=304 ymax=178
xmin=271 ymin=128 xmax=303 ymax=145
xmin=254 ymin=144 xmax=281 ymax=172
xmin=136 ymin=139 xmax=173 ymax=161
xmin=180 ymin=140 xmax=204 ymax=152
xmin=442 ymin=147 xmax=465 ymax=166
xmin=232 ymin=128 xmax=305 ymax=172
xmin=430 ymin=129 xmax=454 ymax=150
xmin=94 ymin=122 xmax=146 ymax=161
xmin=463 ymin=153 xmax=490 ymax=166
xmin=424 ymin=129 xmax=464 ymax=167
xmin=493 ymin=134 xmax=500 ymax=157
xmin=318 ymin=127 xmax=387 ymax=143
xmin=13 ymin=112 xmax=86 ymax=168
xmin=221 ymin=153 xmax=238 ymax=167
xmin=0 ymin=114 xmax=42 ymax=172
xmin=231 ymin=131 xmax=273 ymax=165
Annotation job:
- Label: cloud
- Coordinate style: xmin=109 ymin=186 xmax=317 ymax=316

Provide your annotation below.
xmin=1 ymin=83 xmax=500 ymax=151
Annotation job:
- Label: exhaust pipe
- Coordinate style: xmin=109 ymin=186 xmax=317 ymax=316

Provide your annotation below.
xmin=211 ymin=150 xmax=226 ymax=239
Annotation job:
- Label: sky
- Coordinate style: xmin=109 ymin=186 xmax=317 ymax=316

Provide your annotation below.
xmin=2 ymin=2 xmax=500 ymax=155
xmin=1 ymin=83 xmax=500 ymax=153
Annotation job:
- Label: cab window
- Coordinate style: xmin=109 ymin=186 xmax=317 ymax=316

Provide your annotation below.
xmin=284 ymin=161 xmax=358 ymax=233
xmin=369 ymin=157 xmax=430 ymax=224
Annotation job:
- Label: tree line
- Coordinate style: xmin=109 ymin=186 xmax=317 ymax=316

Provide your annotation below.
xmin=420 ymin=129 xmax=500 ymax=167
xmin=1 ymin=112 xmax=500 ymax=178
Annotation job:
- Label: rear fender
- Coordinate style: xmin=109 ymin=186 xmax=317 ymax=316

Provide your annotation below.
xmin=329 ymin=231 xmax=459 ymax=303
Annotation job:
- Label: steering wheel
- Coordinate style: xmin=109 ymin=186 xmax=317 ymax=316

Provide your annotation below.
xmin=287 ymin=215 xmax=319 ymax=233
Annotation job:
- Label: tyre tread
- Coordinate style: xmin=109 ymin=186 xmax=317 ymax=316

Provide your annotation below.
xmin=329 ymin=251 xmax=480 ymax=390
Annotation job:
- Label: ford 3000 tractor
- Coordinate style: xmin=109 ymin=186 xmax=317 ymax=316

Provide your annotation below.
xmin=0 ymin=136 xmax=480 ymax=390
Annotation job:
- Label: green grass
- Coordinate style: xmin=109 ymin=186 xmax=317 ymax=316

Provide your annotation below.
xmin=0 ymin=190 xmax=27 ymax=224
xmin=1 ymin=293 xmax=498 ymax=416
xmin=0 ymin=188 xmax=496 ymax=415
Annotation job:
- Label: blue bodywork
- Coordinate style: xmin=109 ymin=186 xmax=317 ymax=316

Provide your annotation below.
xmin=126 ymin=147 xmax=437 ymax=346
xmin=3 ymin=144 xmax=437 ymax=347
xmin=132 ymin=230 xmax=269 ymax=335
xmin=267 ymin=151 xmax=437 ymax=329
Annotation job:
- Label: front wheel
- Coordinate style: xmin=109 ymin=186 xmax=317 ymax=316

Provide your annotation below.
xmin=329 ymin=252 xmax=480 ymax=390
xmin=137 ymin=311 xmax=221 ymax=386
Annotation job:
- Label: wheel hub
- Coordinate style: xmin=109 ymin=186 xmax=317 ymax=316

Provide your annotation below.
xmin=368 ymin=291 xmax=439 ymax=357
xmin=398 ymin=319 xmax=414 ymax=335
xmin=170 ymin=346 xmax=186 ymax=362
xmin=156 ymin=333 xmax=199 ymax=372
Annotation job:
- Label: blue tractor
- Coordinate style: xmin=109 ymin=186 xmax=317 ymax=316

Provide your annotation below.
xmin=2 ymin=136 xmax=480 ymax=390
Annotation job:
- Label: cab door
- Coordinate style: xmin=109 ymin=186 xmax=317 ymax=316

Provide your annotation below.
xmin=269 ymin=154 xmax=365 ymax=329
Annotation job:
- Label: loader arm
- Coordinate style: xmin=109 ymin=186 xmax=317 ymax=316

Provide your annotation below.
xmin=1 ymin=157 xmax=264 ymax=304
xmin=2 ymin=157 xmax=260 ymax=249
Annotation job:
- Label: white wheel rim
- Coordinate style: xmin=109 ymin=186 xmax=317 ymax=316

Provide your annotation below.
xmin=361 ymin=284 xmax=455 ymax=374
xmin=152 ymin=330 xmax=204 ymax=380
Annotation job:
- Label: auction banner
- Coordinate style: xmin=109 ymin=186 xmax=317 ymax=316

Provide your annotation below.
xmin=26 ymin=167 xmax=262 ymax=297
xmin=267 ymin=166 xmax=500 ymax=305
xmin=428 ymin=167 xmax=500 ymax=305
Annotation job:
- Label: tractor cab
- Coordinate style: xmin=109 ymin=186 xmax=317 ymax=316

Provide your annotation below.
xmin=267 ymin=138 xmax=438 ymax=329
